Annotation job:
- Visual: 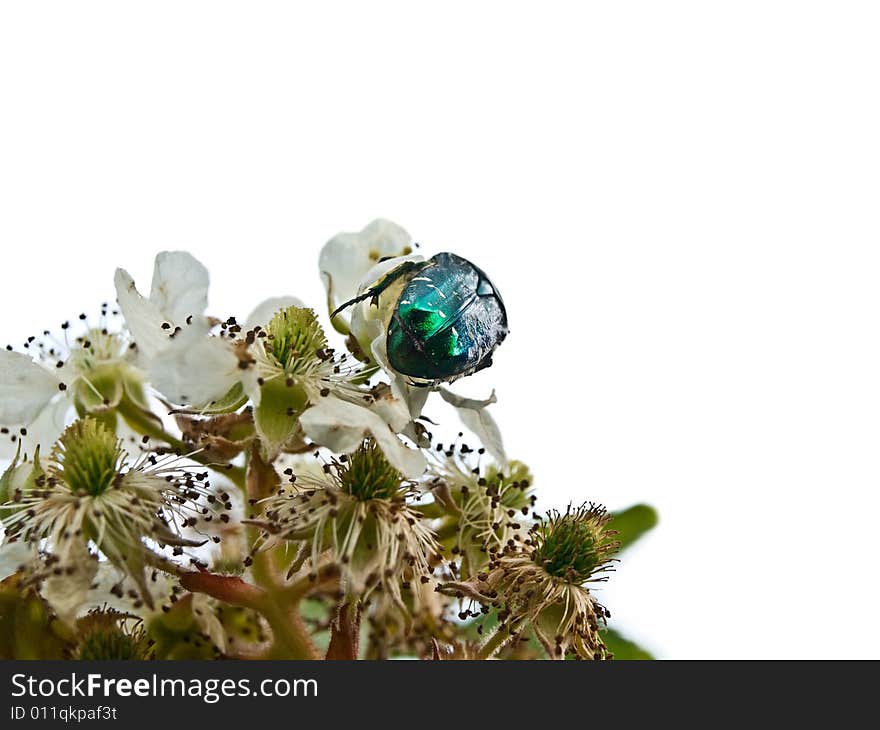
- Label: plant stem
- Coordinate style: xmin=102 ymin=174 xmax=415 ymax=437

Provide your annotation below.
xmin=477 ymin=626 xmax=513 ymax=659
xmin=239 ymin=445 xmax=320 ymax=659
xmin=179 ymin=570 xmax=265 ymax=611
xmin=261 ymin=603 xmax=320 ymax=660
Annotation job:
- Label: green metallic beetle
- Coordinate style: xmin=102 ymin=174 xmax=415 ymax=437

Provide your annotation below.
xmin=333 ymin=252 xmax=508 ymax=385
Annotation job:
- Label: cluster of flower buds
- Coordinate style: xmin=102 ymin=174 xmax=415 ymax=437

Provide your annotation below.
xmin=0 ymin=220 xmax=653 ymax=660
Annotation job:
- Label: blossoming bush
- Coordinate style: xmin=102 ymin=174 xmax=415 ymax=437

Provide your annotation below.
xmin=0 ymin=220 xmax=656 ymax=660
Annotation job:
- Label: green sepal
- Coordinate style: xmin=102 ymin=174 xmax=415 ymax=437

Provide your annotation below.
xmin=0 ymin=574 xmax=70 ymax=659
xmin=71 ymin=363 xmax=124 ymax=414
xmin=0 ymin=442 xmax=25 ymax=505
xmin=216 ymin=604 xmax=266 ymax=649
xmin=146 ymin=594 xmax=220 ymax=659
xmin=0 ymin=446 xmax=44 ymax=517
xmin=172 ymin=382 xmax=249 ymax=416
xmin=122 ymin=369 xmax=153 ymax=412
xmin=253 ymin=376 xmax=308 ymax=457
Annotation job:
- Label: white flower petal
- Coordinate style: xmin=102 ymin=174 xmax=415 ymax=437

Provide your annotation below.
xmin=94 ymin=561 xmax=174 ymax=614
xmin=0 ymin=540 xmax=36 ymax=581
xmin=150 ymin=251 xmax=210 ymax=326
xmin=245 ymin=296 xmax=305 ymax=330
xmin=346 ymin=253 xmax=430 ymax=418
xmin=319 ymin=219 xmax=413 ymax=326
xmin=0 ymin=394 xmax=71 ymax=460
xmin=438 ymin=387 xmax=507 ymax=467
xmin=366 ymin=386 xmax=414 ymax=434
xmin=192 ymin=593 xmax=227 ymax=653
xmin=0 ymin=351 xmax=59 ymax=426
xmin=362 ymin=317 xmax=430 ymax=420
xmin=150 ymin=327 xmax=241 ymax=406
xmin=300 ymin=396 xmax=426 ymax=478
xmin=42 ymin=538 xmax=98 ymax=625
xmin=114 ymin=268 xmax=170 ymax=361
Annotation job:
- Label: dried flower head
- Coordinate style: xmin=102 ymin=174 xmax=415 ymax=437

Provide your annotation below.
xmin=0 ymin=309 xmax=145 ymax=459
xmin=442 ymin=503 xmax=619 ymax=660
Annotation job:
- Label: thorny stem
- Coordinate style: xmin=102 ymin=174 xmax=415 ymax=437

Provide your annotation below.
xmin=234 ymin=445 xmax=321 ymax=659
xmin=477 ymin=625 xmax=514 ymax=660
xmin=261 ymin=603 xmax=319 ymax=660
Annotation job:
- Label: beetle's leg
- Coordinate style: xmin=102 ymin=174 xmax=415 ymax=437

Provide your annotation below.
xmin=330 ymin=260 xmax=423 ymax=319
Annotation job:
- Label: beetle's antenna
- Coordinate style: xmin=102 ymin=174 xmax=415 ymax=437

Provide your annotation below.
xmin=331 ymin=290 xmax=375 ymax=319
xmin=330 ymin=260 xmax=424 ymax=319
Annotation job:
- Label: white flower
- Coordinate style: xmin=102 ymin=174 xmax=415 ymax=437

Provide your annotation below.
xmin=300 ymin=396 xmax=426 ymax=478
xmin=319 ymin=219 xmax=415 ymax=333
xmin=114 ymin=249 xmax=425 ymax=473
xmin=114 ymin=251 xmax=304 ymax=409
xmin=0 ymin=318 xmax=144 ymax=458
xmin=436 ymin=387 xmax=507 ymax=467
xmin=319 ymin=228 xmax=432 ymax=436
xmin=424 ymin=452 xmax=532 ymax=578
xmin=114 ymin=251 xmax=240 ymax=406
xmin=0 ymin=352 xmax=63 ymax=457
xmin=114 ymin=251 xmax=210 ymax=362
xmin=244 ymin=305 xmax=425 ymax=471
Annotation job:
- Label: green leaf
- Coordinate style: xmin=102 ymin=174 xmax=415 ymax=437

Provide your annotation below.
xmin=602 ymin=628 xmax=654 ymax=660
xmin=610 ymin=503 xmax=658 ymax=552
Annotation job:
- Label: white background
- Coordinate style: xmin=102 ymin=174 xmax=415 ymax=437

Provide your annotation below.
xmin=1 ymin=2 xmax=878 ymax=658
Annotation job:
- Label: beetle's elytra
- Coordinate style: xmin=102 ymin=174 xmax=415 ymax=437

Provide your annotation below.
xmin=334 ymin=252 xmax=508 ymax=385
xmin=386 ymin=253 xmax=507 ymax=383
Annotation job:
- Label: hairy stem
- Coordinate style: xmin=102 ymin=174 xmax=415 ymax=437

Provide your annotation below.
xmin=477 ymin=626 xmax=513 ymax=660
